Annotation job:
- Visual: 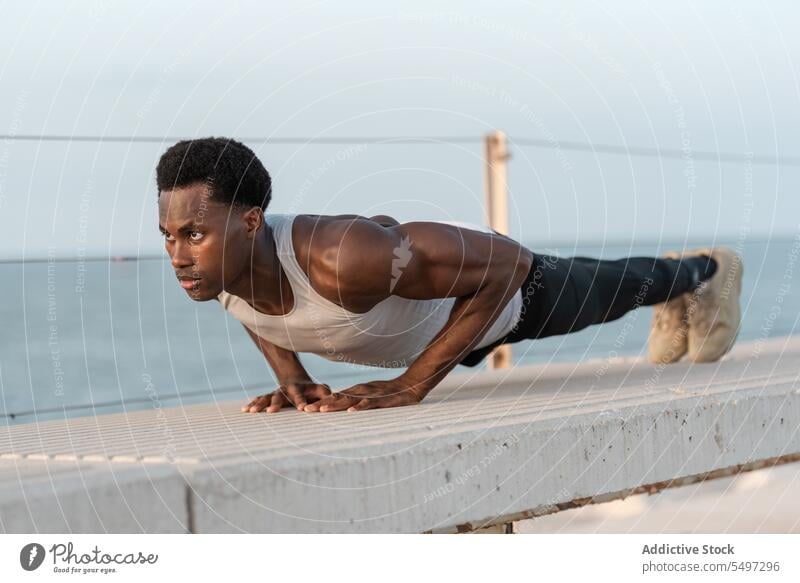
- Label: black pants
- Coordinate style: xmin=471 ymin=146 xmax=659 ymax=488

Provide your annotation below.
xmin=460 ymin=250 xmax=718 ymax=367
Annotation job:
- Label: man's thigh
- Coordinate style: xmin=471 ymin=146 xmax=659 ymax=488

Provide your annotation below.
xmin=530 ymin=255 xmax=602 ymax=338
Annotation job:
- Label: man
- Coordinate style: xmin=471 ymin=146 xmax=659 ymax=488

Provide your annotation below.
xmin=156 ymin=137 xmax=744 ymax=414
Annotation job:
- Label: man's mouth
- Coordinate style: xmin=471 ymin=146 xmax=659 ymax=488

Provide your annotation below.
xmin=177 ymin=276 xmax=202 ymax=290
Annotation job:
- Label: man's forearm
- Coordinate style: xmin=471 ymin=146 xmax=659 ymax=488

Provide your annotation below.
xmin=398 ymin=253 xmax=533 ymax=399
xmin=243 ymin=325 xmax=313 ymax=383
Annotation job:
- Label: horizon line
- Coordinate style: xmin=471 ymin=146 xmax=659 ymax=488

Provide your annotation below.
xmin=2 ymin=233 xmax=793 ymax=264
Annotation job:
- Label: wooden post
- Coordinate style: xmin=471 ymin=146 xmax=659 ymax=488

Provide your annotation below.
xmin=483 ymin=130 xmax=512 ymax=370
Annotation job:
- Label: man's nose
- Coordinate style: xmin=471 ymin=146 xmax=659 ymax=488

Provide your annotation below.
xmin=170 ymin=241 xmax=195 ymax=269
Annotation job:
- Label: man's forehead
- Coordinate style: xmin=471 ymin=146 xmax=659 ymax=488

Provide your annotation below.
xmin=158 ymin=184 xmax=223 ymax=219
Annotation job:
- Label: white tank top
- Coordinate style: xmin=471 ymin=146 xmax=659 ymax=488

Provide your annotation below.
xmin=217 ymin=213 xmax=523 ymax=368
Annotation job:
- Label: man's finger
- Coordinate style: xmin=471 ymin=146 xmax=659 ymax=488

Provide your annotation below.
xmin=266 ymin=392 xmax=286 ymax=413
xmin=302 ymin=394 xmax=332 ymax=413
xmin=319 ymin=393 xmax=358 ymax=412
xmin=304 ymin=393 xmax=353 ymax=413
xmin=347 ymin=397 xmax=379 ymax=412
xmin=340 ymin=384 xmax=402 ymax=399
xmin=304 ymin=384 xmax=333 ymax=402
xmin=338 ymin=384 xmax=371 ymax=397
xmin=244 ymin=394 xmax=271 ymax=413
xmin=284 ymin=384 xmax=308 ymax=410
xmin=241 ymin=396 xmax=260 ymax=412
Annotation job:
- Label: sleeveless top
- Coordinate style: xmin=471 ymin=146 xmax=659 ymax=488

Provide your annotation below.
xmin=217 ymin=213 xmax=523 ymax=368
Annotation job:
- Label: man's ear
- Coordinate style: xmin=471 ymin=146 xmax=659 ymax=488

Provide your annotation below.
xmin=241 ymin=207 xmax=264 ymax=239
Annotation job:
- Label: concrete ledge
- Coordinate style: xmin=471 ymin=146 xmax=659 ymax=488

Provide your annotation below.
xmin=0 ymin=461 xmax=187 ymax=533
xmin=2 ymin=335 xmax=799 ymax=533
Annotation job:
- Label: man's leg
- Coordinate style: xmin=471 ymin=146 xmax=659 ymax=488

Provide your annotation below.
xmin=457 ymin=250 xmax=718 ymax=367
xmin=511 ymin=251 xmax=718 ymax=341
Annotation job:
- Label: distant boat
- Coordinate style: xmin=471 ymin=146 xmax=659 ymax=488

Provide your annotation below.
xmin=111 ymin=255 xmax=136 ymax=262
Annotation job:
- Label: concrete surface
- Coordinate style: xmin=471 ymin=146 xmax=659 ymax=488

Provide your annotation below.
xmin=514 ymin=459 xmax=800 ymax=533
xmin=0 ymin=460 xmax=187 ymax=533
xmin=1 ymin=335 xmax=798 ymax=533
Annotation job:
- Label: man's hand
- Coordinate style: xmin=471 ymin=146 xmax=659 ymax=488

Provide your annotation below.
xmin=242 ymin=380 xmax=332 ymax=414
xmin=302 ymin=378 xmax=423 ymax=413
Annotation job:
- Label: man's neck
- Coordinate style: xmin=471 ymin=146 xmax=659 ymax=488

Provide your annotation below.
xmin=226 ymin=224 xmax=293 ymax=315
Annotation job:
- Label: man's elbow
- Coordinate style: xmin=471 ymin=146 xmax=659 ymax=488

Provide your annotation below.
xmin=509 ymin=248 xmax=534 ymax=286
xmin=492 ymin=250 xmax=531 ymax=297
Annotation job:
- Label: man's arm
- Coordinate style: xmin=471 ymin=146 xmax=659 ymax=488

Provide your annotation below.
xmin=241 ymin=324 xmax=312 ymax=384
xmin=240 ymin=324 xmax=332 ymax=413
xmin=303 ymin=217 xmax=533 ymax=412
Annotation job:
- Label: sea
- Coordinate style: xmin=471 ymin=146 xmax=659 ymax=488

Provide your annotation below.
xmin=2 ymin=237 xmax=798 ymax=426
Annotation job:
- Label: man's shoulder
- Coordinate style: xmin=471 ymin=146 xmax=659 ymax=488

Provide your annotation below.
xmin=292 ymin=214 xmax=399 ymax=311
xmin=292 ymin=214 xmax=394 ymax=263
xmin=290 ymin=214 xmax=340 ymax=268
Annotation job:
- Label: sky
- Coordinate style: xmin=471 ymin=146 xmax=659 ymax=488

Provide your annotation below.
xmin=1 ymin=0 xmax=799 ymax=260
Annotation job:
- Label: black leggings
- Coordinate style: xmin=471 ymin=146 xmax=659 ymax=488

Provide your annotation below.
xmin=459 ymin=251 xmax=718 ymax=367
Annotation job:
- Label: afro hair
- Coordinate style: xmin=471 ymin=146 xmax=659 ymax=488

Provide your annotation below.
xmin=156 ymin=137 xmax=272 ymax=210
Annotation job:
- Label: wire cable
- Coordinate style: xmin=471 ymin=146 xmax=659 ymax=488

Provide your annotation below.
xmin=1 ymin=133 xmax=797 ymax=165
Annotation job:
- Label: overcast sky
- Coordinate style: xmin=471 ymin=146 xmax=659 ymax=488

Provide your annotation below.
xmin=1 ymin=0 xmax=798 ymax=260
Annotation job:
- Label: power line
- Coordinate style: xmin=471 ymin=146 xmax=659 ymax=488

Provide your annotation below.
xmin=513 ymin=137 xmax=800 ymax=166
xmin=2 ymin=133 xmax=798 ymax=166
xmin=0 ymin=134 xmax=478 ymax=145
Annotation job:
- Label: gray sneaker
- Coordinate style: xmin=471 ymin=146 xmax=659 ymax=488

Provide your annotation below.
xmin=683 ymin=246 xmax=744 ymax=363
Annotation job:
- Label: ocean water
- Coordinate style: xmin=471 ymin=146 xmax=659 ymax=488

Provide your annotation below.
xmin=2 ymin=237 xmax=797 ymax=425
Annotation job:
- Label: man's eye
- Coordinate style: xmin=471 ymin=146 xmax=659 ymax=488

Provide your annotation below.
xmin=163 ymin=232 xmax=175 ymax=242
xmin=189 ymin=231 xmax=204 ymax=241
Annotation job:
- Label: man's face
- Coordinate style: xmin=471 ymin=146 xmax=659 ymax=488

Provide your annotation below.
xmin=158 ymin=182 xmax=256 ymax=301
